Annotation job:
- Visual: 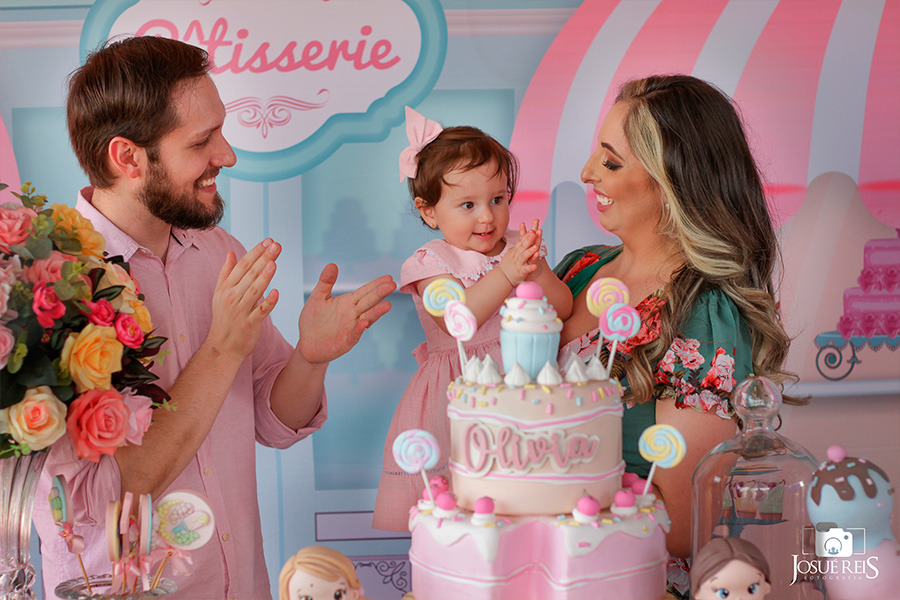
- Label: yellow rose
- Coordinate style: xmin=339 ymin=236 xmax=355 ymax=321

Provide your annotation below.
xmin=60 ymin=324 xmax=124 ymax=392
xmin=98 ymin=262 xmax=140 ymax=310
xmin=2 ymin=386 xmax=68 ymax=451
xmin=127 ymin=299 xmax=154 ymax=334
xmin=50 ymin=203 xmax=106 ymax=258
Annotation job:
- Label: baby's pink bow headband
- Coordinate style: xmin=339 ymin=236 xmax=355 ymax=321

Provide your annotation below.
xmin=399 ymin=106 xmax=443 ymax=180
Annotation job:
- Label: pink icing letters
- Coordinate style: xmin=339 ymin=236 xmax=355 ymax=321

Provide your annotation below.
xmin=463 ymin=423 xmax=600 ymax=477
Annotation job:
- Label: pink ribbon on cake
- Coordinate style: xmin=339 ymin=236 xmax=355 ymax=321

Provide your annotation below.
xmin=399 ymin=106 xmax=443 ymax=180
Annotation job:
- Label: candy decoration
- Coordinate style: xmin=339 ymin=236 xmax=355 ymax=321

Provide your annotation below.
xmin=423 ymin=278 xmax=466 ymax=316
xmin=49 ymin=475 xmax=92 ymax=593
xmin=119 ymin=491 xmax=134 ymax=593
xmin=151 ymin=491 xmax=215 ymax=589
xmin=599 ymin=302 xmax=641 ymax=373
xmin=138 ymin=494 xmax=154 ymax=591
xmin=638 ymin=424 xmax=687 ymax=495
xmin=587 ymin=277 xmax=629 ymax=316
xmin=393 ymin=429 xmax=441 ymax=504
xmin=106 ymin=500 xmax=124 ymax=590
xmin=444 ymin=299 xmax=478 ymax=372
xmin=586 ymin=278 xmax=630 ymax=362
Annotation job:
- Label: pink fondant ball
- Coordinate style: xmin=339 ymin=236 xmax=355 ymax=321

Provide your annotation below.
xmin=516 ymin=281 xmax=543 ymax=300
xmin=474 ymin=497 xmax=495 ymax=514
xmin=630 ymin=478 xmax=648 ymax=494
xmin=576 ymin=496 xmax=601 ymax=517
xmin=622 ymin=472 xmax=640 ymax=487
xmin=436 ymin=492 xmax=457 ymax=511
xmin=827 ymin=444 xmax=847 ymax=463
xmin=615 ymin=489 xmax=636 ymax=508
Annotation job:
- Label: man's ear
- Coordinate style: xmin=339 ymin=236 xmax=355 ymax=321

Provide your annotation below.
xmin=107 ymin=136 xmax=146 ymax=180
xmin=415 ymin=197 xmax=437 ymax=229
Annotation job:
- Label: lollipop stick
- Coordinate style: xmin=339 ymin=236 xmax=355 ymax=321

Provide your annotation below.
xmin=643 ymin=462 xmax=658 ymax=496
xmin=456 ymin=339 xmax=467 ymax=374
xmin=420 ymin=469 xmax=436 ymax=504
xmin=151 ymin=552 xmax=171 ymax=590
xmin=77 ymin=555 xmax=92 ymax=594
xmin=594 ymin=332 xmax=605 ymax=360
xmin=605 ymin=340 xmax=619 ymax=374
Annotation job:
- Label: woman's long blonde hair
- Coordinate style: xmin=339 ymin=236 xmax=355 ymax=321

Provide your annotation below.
xmin=614 ymin=75 xmax=802 ymax=405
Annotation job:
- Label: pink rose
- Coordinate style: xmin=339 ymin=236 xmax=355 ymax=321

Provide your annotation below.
xmin=1 ymin=385 xmax=68 ymax=451
xmin=114 ymin=312 xmax=145 ymax=349
xmin=66 ymin=388 xmax=129 ymax=462
xmin=0 ymin=324 xmax=14 ymax=369
xmin=22 ymin=250 xmax=78 ymax=286
xmin=121 ymin=388 xmax=153 ymax=445
xmin=32 ymin=281 xmax=67 ymax=328
xmin=658 ymin=349 xmax=676 ymax=373
xmin=83 ymin=298 xmax=116 ymax=327
xmin=0 ymin=204 xmax=37 ymax=254
xmin=701 ymin=348 xmax=736 ymax=392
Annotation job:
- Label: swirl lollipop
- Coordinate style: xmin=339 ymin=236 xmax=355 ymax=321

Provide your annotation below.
xmin=49 ymin=475 xmax=92 ymax=592
xmin=638 ymin=424 xmax=687 ymax=495
xmin=586 ymin=278 xmax=630 ymax=362
xmin=423 ymin=278 xmax=466 ymax=316
xmin=393 ymin=429 xmax=441 ymax=504
xmin=444 ymin=299 xmax=478 ymax=372
xmin=600 ymin=302 xmax=641 ymax=373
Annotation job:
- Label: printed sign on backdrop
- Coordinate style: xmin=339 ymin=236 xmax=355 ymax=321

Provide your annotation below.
xmin=81 ymin=0 xmax=446 ymax=180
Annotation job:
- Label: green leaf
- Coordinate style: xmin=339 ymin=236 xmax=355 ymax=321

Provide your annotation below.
xmin=15 ymin=352 xmax=58 ymax=387
xmin=26 ymin=236 xmax=53 ymax=260
xmin=0 ymin=182 xmax=8 ymax=192
xmin=53 ymin=279 xmax=75 ymax=301
xmin=8 ymin=244 xmax=34 ymax=260
xmin=0 ymin=371 xmax=26 ymax=408
xmin=93 ymin=285 xmax=124 ymax=302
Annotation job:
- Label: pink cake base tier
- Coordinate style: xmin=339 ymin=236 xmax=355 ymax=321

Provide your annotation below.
xmin=409 ymin=503 xmax=669 ymax=600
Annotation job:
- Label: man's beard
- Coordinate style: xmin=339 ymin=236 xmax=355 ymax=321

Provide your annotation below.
xmin=139 ymin=158 xmax=225 ymax=230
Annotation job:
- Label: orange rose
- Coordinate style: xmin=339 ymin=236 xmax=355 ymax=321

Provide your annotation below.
xmin=127 ymin=299 xmax=154 ymax=334
xmin=98 ymin=262 xmax=140 ymax=310
xmin=0 ymin=386 xmax=68 ymax=451
xmin=66 ymin=388 xmax=129 ymax=462
xmin=60 ymin=324 xmax=123 ymax=392
xmin=50 ymin=203 xmax=106 ymax=258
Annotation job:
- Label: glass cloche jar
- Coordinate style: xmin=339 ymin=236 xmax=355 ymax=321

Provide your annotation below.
xmin=691 ymin=376 xmax=823 ymax=599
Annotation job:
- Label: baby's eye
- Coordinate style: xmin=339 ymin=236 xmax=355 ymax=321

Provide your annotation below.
xmin=715 ymin=590 xmax=730 ymax=599
xmin=491 ymin=196 xmax=505 ymax=205
xmin=602 ymin=159 xmax=623 ymax=171
xmin=461 ymin=201 xmax=474 ymax=210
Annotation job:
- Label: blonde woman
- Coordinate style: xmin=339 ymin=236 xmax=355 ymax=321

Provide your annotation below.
xmin=279 ymin=546 xmax=370 ymax=600
xmin=556 ymin=75 xmax=803 ymax=592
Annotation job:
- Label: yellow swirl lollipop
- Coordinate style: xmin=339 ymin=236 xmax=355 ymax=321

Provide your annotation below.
xmin=423 ymin=278 xmax=467 ymax=316
xmin=586 ymin=277 xmax=630 ymax=317
xmin=638 ymin=424 xmax=686 ymax=495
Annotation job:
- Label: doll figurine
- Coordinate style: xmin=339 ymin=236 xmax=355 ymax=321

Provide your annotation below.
xmin=279 ymin=545 xmax=370 ymax=600
xmin=692 ymin=537 xmax=771 ymax=600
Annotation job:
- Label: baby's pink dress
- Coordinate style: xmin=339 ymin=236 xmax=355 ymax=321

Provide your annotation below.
xmin=372 ymin=230 xmax=526 ymax=531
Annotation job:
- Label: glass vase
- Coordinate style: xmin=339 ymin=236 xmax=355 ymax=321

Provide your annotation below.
xmin=0 ymin=451 xmax=49 ymax=600
xmin=692 ymin=377 xmax=824 ymax=599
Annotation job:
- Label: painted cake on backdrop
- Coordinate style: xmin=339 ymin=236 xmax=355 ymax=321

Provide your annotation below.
xmin=837 ymin=235 xmax=900 ymax=340
xmin=407 ymin=282 xmax=670 ymax=600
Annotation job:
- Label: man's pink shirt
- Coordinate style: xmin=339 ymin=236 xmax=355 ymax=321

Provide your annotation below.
xmin=32 ymin=187 xmax=326 ymax=599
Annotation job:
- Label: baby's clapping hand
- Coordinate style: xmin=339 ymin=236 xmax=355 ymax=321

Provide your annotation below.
xmin=499 ymin=220 xmax=542 ymax=286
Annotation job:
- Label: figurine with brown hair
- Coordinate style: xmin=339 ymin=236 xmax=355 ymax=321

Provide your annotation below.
xmin=691 ymin=537 xmax=771 ymax=600
xmin=279 ymin=546 xmax=370 ymax=600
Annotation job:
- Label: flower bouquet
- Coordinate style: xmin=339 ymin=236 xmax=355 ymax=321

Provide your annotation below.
xmin=0 ymin=181 xmax=170 ymax=598
xmin=0 ymin=181 xmax=168 ymax=458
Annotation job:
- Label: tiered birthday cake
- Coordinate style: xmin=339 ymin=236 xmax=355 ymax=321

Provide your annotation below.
xmin=408 ymin=282 xmax=669 ymax=600
xmin=837 ymin=236 xmax=900 ymax=339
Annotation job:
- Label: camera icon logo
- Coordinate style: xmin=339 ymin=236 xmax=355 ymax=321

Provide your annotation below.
xmin=814 ymin=522 xmax=854 ymax=557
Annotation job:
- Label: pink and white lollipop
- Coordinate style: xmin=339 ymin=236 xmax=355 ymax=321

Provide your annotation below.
xmin=600 ymin=302 xmax=641 ymax=373
xmin=444 ymin=299 xmax=478 ymax=372
xmin=393 ymin=429 xmax=441 ymax=504
xmin=586 ymin=278 xmax=631 ymax=360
